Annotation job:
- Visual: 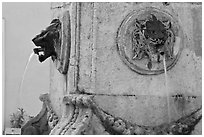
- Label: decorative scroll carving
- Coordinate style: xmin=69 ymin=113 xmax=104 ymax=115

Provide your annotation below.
xmin=21 ymin=94 xmax=59 ymax=135
xmin=24 ymin=94 xmax=200 ymax=135
xmin=49 ymin=94 xmax=93 ymax=135
xmin=47 ymin=109 xmax=59 ymax=129
xmin=60 ymin=94 xmax=201 ymax=135
xmin=32 ymin=19 xmax=61 ymax=62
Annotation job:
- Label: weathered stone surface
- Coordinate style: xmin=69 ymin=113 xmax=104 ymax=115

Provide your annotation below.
xmin=59 ymin=94 xmax=201 ymax=135
xmin=191 ymin=119 xmax=202 ymax=135
xmin=49 ymin=62 xmax=67 ymax=118
xmin=49 ymin=2 xmax=202 ymax=134
xmin=88 ymin=115 xmax=109 ymax=135
xmin=77 ymin=2 xmax=201 ymax=96
xmin=94 ymin=95 xmax=201 ymax=126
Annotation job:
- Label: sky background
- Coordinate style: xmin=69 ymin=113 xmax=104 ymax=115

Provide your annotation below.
xmin=2 ymin=2 xmax=51 ymax=129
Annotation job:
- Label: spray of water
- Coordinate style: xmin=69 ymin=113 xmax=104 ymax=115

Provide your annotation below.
xmin=18 ymin=52 xmax=34 ymax=107
xmin=163 ymin=55 xmax=171 ymax=123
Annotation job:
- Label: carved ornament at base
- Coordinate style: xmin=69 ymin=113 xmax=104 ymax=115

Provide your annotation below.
xmin=57 ymin=94 xmax=201 ymax=135
xmin=22 ymin=93 xmax=201 ymax=135
xmin=21 ymin=94 xmax=59 ymax=135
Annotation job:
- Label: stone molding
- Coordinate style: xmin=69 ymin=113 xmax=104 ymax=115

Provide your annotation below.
xmin=49 ymin=94 xmax=93 ymax=135
xmin=22 ymin=93 xmax=201 ymax=135
xmin=55 ymin=94 xmax=201 ymax=135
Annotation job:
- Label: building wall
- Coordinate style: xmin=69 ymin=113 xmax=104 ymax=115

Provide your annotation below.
xmin=78 ymin=2 xmax=202 ymax=128
xmin=3 ymin=2 xmax=51 ymax=129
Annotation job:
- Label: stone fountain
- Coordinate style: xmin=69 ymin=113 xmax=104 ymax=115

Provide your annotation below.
xmin=22 ymin=2 xmax=202 ymax=135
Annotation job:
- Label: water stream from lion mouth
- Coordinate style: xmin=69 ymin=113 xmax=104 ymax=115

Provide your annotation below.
xmin=163 ymin=55 xmax=171 ymax=123
xmin=18 ymin=52 xmax=34 ymax=107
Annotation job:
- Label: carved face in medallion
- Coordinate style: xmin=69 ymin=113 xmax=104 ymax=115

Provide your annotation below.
xmin=117 ymin=7 xmax=183 ymax=75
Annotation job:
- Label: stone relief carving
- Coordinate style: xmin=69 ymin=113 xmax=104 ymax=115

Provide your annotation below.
xmin=21 ymin=93 xmax=201 ymax=135
xmin=21 ymin=94 xmax=59 ymax=135
xmin=49 ymin=94 xmax=93 ymax=135
xmin=26 ymin=3 xmax=201 ymax=135
xmin=132 ymin=14 xmax=174 ymax=67
xmin=58 ymin=94 xmax=201 ymax=135
xmin=47 ymin=109 xmax=59 ymax=129
xmin=117 ymin=7 xmax=183 ymax=75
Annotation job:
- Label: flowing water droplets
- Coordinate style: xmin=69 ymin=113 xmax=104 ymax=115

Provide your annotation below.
xmin=18 ymin=52 xmax=34 ymax=107
xmin=163 ymin=55 xmax=171 ymax=123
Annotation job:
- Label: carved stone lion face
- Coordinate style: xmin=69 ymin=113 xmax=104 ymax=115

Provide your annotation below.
xmin=32 ymin=19 xmax=61 ymax=62
xmin=117 ymin=7 xmax=182 ymax=75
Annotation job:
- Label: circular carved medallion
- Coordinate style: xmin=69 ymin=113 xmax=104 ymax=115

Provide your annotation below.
xmin=116 ymin=7 xmax=183 ymax=75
